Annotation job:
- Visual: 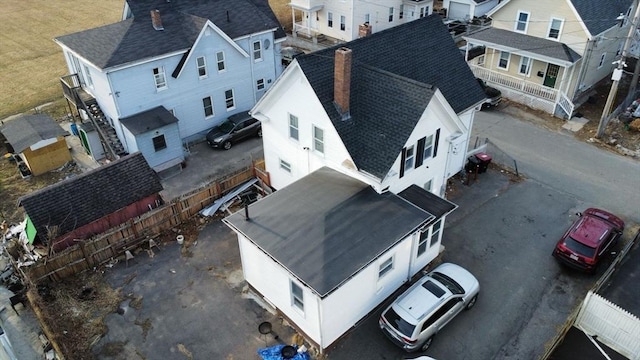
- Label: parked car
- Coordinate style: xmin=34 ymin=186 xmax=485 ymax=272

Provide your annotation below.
xmin=553 ymin=208 xmax=624 ymax=273
xmin=281 ymin=46 xmax=304 ymax=67
xmin=476 ymin=78 xmax=502 ymax=109
xmin=206 ymin=112 xmax=261 ymax=150
xmin=379 ymin=263 xmax=480 ymax=352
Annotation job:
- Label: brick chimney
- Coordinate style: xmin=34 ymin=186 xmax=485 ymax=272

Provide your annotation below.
xmin=151 ymin=10 xmax=164 ymax=31
xmin=358 ymin=23 xmax=372 ymax=38
xmin=334 ymin=47 xmax=352 ymax=116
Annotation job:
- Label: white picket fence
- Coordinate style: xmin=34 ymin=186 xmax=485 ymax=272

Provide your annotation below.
xmin=576 ymin=291 xmax=640 ymax=360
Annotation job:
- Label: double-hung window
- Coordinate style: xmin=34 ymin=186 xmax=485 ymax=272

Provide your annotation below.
xmin=515 ymin=11 xmax=529 ymax=33
xmin=253 ymin=41 xmax=262 ymax=62
xmin=340 ymin=15 xmax=346 ymax=31
xmin=203 ymin=96 xmax=214 ymax=117
xmin=83 ymin=65 xmax=93 ymax=88
xmin=417 ymin=229 xmax=429 ymax=256
xmin=399 ymin=4 xmax=404 ymax=19
xmin=225 ymin=89 xmax=235 ymax=110
xmin=196 ymin=56 xmax=207 ymax=78
xmin=423 ymin=134 xmax=434 ymax=161
xmin=153 ymin=67 xmax=167 ymax=90
xmin=289 ymin=114 xmax=299 ymax=140
xmin=404 ymin=145 xmax=415 ymax=170
xmin=388 ymin=7 xmax=394 ymax=22
xmin=291 ymin=281 xmax=304 ymax=312
xmin=498 ymin=51 xmax=510 ymax=70
xmin=519 ymin=56 xmax=532 ymax=75
xmin=216 ymin=51 xmax=226 ymax=72
xmin=548 ymin=18 xmax=563 ymax=40
xmin=313 ymin=126 xmax=324 ymax=154
xmin=378 ymin=257 xmax=394 ymax=279
xmin=430 ymin=220 xmax=442 ymax=247
xmin=328 ymin=12 xmax=333 ymax=27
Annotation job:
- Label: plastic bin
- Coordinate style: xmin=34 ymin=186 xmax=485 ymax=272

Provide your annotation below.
xmin=475 ymin=152 xmax=492 ymax=173
xmin=465 ymin=156 xmax=480 ymax=172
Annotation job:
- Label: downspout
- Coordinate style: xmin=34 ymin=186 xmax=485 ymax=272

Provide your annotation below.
xmin=316 ymin=293 xmax=324 ymax=353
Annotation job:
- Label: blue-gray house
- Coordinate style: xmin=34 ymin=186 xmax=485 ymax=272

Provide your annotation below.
xmin=55 ymin=0 xmax=286 ymax=173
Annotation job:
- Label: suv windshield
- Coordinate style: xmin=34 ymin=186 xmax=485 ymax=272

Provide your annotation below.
xmin=384 ymin=308 xmax=416 ymax=337
xmin=565 ymin=237 xmax=596 ymax=257
xmin=431 ymin=272 xmax=464 ymax=295
xmin=217 ymin=120 xmax=235 ymax=133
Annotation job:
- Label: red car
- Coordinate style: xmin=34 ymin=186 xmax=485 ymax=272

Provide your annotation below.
xmin=553 ymin=208 xmax=624 ymax=273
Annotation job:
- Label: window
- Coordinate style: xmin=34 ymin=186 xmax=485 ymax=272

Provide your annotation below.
xmin=152 ymin=134 xmax=167 ymax=151
xmin=378 ymin=257 xmax=394 ymax=278
xmin=417 ymin=229 xmax=429 ymax=256
xmin=289 ymin=114 xmax=299 ymax=140
xmin=388 ymin=7 xmax=394 ymax=22
xmin=548 ymin=18 xmax=563 ymax=40
xmin=364 ymin=13 xmax=370 ymax=23
xmin=399 ymin=4 xmax=404 ymax=19
xmin=419 ymin=7 xmax=426 ymax=18
xmin=423 ymin=134 xmax=434 ymax=161
xmin=340 ymin=15 xmax=346 ymax=31
xmin=424 ymin=178 xmax=433 ymax=192
xmin=515 ymin=11 xmax=529 ymax=32
xmin=83 ymin=65 xmax=93 ymax=88
xmin=256 ymin=78 xmax=265 ymax=91
xmin=216 ymin=51 xmax=226 ymax=72
xmin=202 ymin=96 xmax=214 ymax=117
xmin=253 ymin=41 xmax=262 ymax=62
xmin=225 ymin=89 xmax=235 ymax=110
xmin=196 ymin=56 xmax=207 ymax=78
xmin=153 ymin=67 xmax=167 ymax=90
xmin=328 ymin=12 xmax=333 ymax=27
xmin=498 ymin=51 xmax=510 ymax=70
xmin=477 ymin=55 xmax=485 ymax=66
xmin=519 ymin=56 xmax=532 ymax=75
xmin=598 ymin=53 xmax=606 ymax=68
xmin=280 ymin=159 xmax=292 ymax=173
xmin=313 ymin=125 xmax=324 ymax=154
xmin=291 ymin=281 xmax=304 ymax=311
xmin=404 ymin=145 xmax=415 ymax=170
xmin=430 ymin=219 xmax=442 ymax=248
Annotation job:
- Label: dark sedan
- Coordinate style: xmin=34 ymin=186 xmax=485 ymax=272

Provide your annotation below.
xmin=206 ymin=112 xmax=261 ymax=150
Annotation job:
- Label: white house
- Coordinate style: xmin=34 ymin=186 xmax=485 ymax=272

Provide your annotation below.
xmin=464 ymin=0 xmax=635 ymax=117
xmin=224 ymin=15 xmax=485 ymax=352
xmin=442 ymin=0 xmax=499 ymax=21
xmin=224 ymin=167 xmax=457 ymax=351
xmin=54 ymin=0 xmax=285 ymax=173
xmin=289 ymin=0 xmax=435 ymax=42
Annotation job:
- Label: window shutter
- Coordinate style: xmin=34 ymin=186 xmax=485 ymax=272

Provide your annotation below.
xmin=433 ymin=129 xmax=440 ymax=158
xmin=400 ymin=147 xmax=406 ymax=178
xmin=416 ymin=137 xmax=426 ymax=167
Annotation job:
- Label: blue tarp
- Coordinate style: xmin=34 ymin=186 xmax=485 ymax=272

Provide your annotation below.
xmin=257 ymin=344 xmax=311 ymax=360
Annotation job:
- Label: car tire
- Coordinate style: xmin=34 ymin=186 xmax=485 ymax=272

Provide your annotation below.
xmin=466 ymin=294 xmax=478 ymax=310
xmin=420 ymin=336 xmax=434 ymax=352
xmin=257 ymin=128 xmax=262 ymax=138
xmin=223 ymin=141 xmax=232 ymax=150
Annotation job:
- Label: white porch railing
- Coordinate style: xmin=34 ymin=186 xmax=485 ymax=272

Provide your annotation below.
xmin=470 ymin=65 xmax=575 ymax=116
xmin=293 ymin=22 xmax=315 ymax=37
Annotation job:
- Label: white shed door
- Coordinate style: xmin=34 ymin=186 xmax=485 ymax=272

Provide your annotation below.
xmin=448 ymin=2 xmax=470 ymax=20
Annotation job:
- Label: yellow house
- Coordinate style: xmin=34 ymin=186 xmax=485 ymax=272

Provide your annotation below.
xmin=0 ymin=114 xmax=71 ymax=176
xmin=464 ymin=0 xmax=635 ymax=117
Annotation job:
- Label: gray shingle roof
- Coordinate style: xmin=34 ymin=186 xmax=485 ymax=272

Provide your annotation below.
xmin=224 ymin=167 xmax=434 ymax=297
xmin=465 ymin=27 xmax=581 ymax=64
xmin=398 ymin=185 xmax=458 ymax=224
xmin=120 ymin=106 xmax=178 ymax=135
xmin=18 ymin=152 xmax=163 ymax=242
xmin=296 ymin=14 xmax=485 ymax=179
xmin=55 ymin=0 xmax=285 ymax=69
xmin=570 ymin=0 xmax=634 ymax=36
xmin=0 ymin=114 xmax=69 ymax=154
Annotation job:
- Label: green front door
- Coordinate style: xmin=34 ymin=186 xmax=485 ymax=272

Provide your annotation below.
xmin=543 ymin=64 xmax=560 ymax=88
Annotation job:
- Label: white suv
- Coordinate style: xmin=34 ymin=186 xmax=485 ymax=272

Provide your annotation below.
xmin=379 ymin=263 xmax=480 ymax=352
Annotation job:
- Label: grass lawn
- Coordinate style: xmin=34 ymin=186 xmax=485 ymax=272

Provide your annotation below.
xmin=0 ymin=0 xmax=123 ymax=120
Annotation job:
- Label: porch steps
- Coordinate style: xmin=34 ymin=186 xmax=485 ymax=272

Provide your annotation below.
xmin=83 ymin=99 xmax=127 ymax=161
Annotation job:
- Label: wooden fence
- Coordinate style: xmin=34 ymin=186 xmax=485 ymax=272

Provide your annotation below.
xmin=20 ymin=160 xmax=266 ymax=284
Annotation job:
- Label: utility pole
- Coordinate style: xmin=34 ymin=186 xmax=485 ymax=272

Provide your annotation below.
xmin=597 ymin=0 xmax=640 ymax=139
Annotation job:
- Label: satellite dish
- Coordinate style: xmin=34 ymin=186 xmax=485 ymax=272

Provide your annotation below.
xmin=264 ymin=39 xmax=271 ymax=50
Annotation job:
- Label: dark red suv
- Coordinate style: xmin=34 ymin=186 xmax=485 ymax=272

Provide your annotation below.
xmin=553 ymin=208 xmax=624 ymax=273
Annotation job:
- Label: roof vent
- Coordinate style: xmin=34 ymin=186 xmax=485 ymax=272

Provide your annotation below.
xmin=151 ymin=10 xmax=164 ymax=31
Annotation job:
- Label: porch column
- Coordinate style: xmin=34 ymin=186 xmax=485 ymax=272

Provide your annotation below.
xmin=291 ymin=7 xmax=296 ymax=36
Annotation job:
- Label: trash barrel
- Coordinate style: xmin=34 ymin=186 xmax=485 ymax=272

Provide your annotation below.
xmin=465 ymin=156 xmax=480 ymax=172
xmin=475 ymin=152 xmax=492 ymax=173
xmin=70 ymin=123 xmax=79 ymax=136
